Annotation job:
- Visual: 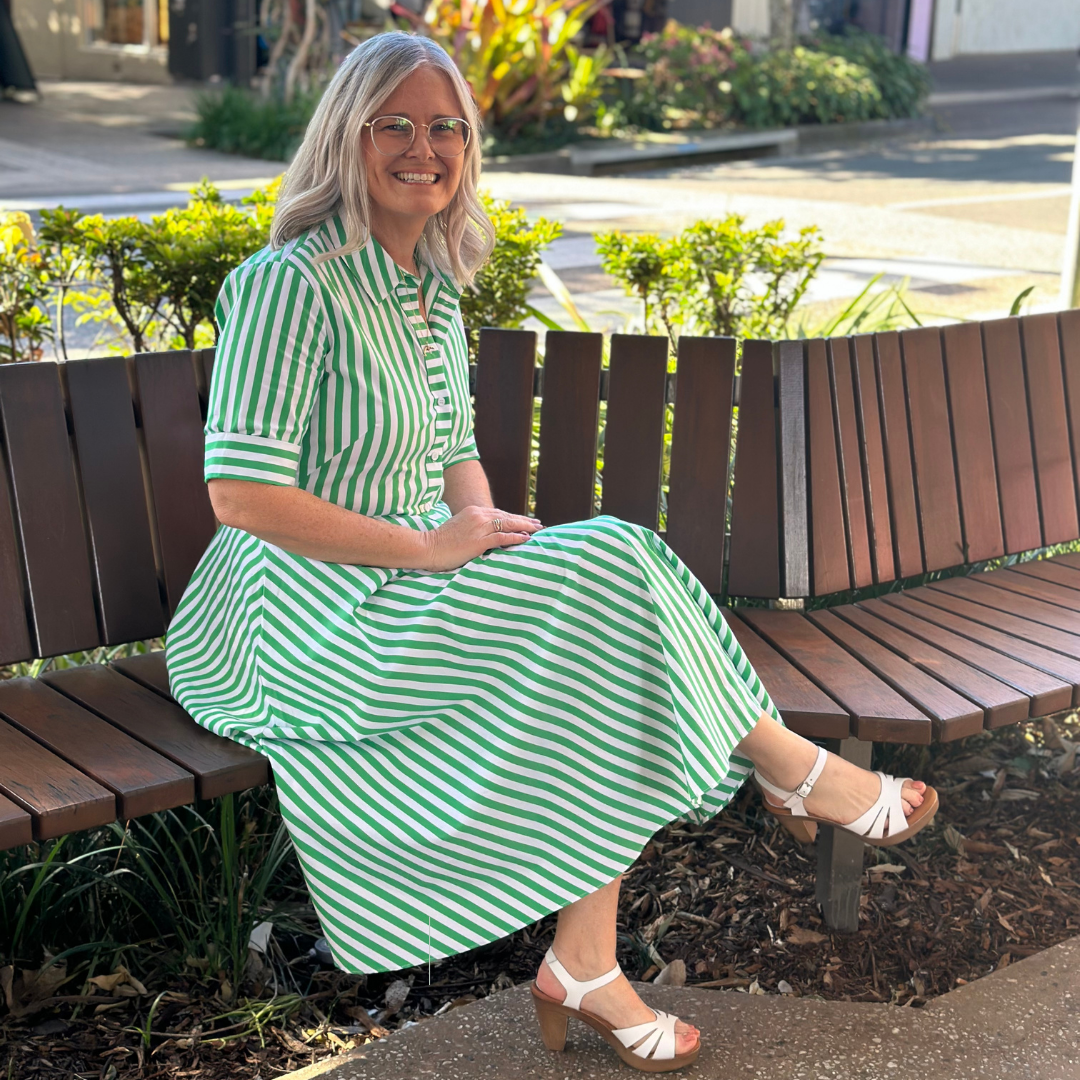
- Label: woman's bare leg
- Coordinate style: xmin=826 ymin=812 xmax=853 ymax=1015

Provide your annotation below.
xmin=534 ymin=876 xmax=700 ymax=1055
xmin=736 ymin=712 xmax=926 ymax=822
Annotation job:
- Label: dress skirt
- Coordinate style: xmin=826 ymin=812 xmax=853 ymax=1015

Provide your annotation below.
xmin=166 ymin=510 xmax=779 ymax=974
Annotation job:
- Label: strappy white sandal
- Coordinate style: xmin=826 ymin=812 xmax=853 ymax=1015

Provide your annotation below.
xmin=755 ymin=745 xmax=938 ymax=847
xmin=531 ymin=946 xmax=700 ymax=1073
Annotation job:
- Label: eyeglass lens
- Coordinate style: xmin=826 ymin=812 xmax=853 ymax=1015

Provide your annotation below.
xmin=370 ymin=117 xmax=471 ymax=157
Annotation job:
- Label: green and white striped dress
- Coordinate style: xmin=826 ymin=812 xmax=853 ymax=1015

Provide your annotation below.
xmin=166 ymin=216 xmax=779 ymax=974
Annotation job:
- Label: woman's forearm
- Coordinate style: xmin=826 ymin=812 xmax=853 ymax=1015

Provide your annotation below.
xmin=443 ymin=458 xmax=493 ymax=514
xmin=208 ymin=479 xmax=431 ymax=568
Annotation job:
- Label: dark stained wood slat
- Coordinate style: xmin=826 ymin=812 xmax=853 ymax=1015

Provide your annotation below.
xmin=776 ymin=341 xmax=809 ymax=597
xmin=0 ymin=362 xmax=100 ymax=658
xmin=0 ymin=439 xmax=32 ymax=666
xmin=982 ymin=317 xmax=1042 ymax=555
xmin=131 ymin=351 xmax=219 ymax=616
xmin=0 ymin=677 xmax=194 ymax=819
xmin=1059 ymin=309 xmax=1080 ymax=505
xmin=879 ymin=592 xmax=1080 ymax=702
xmin=193 ymin=347 xmax=216 ymax=415
xmin=1011 ymin=560 xmax=1080 ymax=594
xmin=534 ymin=332 xmax=603 ymax=527
xmin=724 ymin=610 xmax=849 ymax=739
xmin=808 ymin=608 xmax=986 ymax=740
xmin=666 ymin=337 xmax=735 ymax=594
xmin=828 ymin=338 xmax=873 ymax=589
xmin=1020 ymin=313 xmax=1079 ymax=544
xmin=0 ymin=718 xmax=115 ymax=839
xmin=851 ymin=334 xmax=895 ymax=583
xmin=727 ymin=340 xmax=781 ymax=598
xmin=874 ymin=332 xmax=923 ymax=579
xmin=0 ymin=791 xmax=33 ymax=850
xmin=859 ymin=596 xmax=1071 ymax=717
xmin=901 ymin=327 xmax=965 ymax=571
xmin=63 ymin=357 xmax=166 ymax=645
xmin=44 ymin=664 xmax=268 ymax=799
xmin=737 ymin=608 xmax=932 ymax=743
xmin=601 ymin=334 xmax=669 ymax=528
xmin=907 ymin=583 xmax=1080 ymax=662
xmin=473 ymin=329 xmax=537 ymax=517
xmin=1050 ymin=552 xmax=1080 ymax=572
xmin=928 ymin=574 xmax=1080 ymax=636
xmin=978 ymin=568 xmax=1080 ymax=613
xmin=941 ymin=322 xmax=1004 ymax=563
xmin=806 ymin=339 xmax=850 ymax=596
xmin=112 ymin=650 xmax=174 ymax=700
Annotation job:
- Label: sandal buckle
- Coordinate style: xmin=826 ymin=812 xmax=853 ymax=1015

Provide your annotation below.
xmin=795 ymin=778 xmax=816 ymax=799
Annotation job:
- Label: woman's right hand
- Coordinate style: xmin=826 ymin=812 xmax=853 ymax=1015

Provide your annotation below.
xmin=418 ymin=505 xmax=542 ymax=572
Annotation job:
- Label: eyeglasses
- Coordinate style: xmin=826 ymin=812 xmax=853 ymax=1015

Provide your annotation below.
xmin=363 ymin=115 xmax=472 ymax=158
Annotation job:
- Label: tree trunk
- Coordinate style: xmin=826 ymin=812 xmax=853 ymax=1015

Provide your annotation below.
xmin=769 ymin=0 xmax=796 ymax=49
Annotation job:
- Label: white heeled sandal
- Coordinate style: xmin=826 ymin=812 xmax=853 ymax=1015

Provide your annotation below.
xmin=531 ymin=946 xmax=700 ymax=1073
xmin=754 ymin=744 xmax=938 ymax=847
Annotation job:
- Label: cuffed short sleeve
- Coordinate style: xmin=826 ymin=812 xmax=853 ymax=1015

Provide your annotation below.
xmin=205 ymin=260 xmax=327 ymax=486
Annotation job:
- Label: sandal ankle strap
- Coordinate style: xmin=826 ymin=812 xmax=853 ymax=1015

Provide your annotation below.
xmin=755 ymin=745 xmax=829 ymax=816
xmin=544 ymin=947 xmax=622 ymax=1011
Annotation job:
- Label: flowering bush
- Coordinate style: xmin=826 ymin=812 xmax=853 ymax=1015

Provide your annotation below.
xmin=0 ymin=213 xmax=52 ymax=363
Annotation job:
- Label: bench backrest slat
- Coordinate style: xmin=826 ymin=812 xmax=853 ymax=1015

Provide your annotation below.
xmin=1021 ymin=313 xmax=1078 ymax=545
xmin=901 ymin=325 xmax=964 ymax=573
xmin=1059 ymin=310 xmax=1080 ymax=510
xmin=0 ymin=363 xmax=100 ymax=657
xmin=0 ymin=437 xmax=32 ymax=666
xmin=131 ymin=352 xmax=218 ymax=618
xmin=851 ymin=334 xmax=896 ymax=584
xmin=828 ymin=338 xmax=874 ymax=589
xmin=941 ymin=322 xmax=1004 ymax=563
xmin=534 ymin=331 xmax=603 ymax=527
xmin=600 ymin=334 xmax=668 ymax=528
xmin=64 ymin=356 xmax=166 ymax=645
xmin=666 ymin=336 xmax=735 ymax=595
xmin=473 ymin=328 xmax=537 ymax=517
xmin=983 ymin=317 xmax=1042 ymax=554
xmin=807 ymin=338 xmax=850 ymax=596
xmin=727 ymin=340 xmax=782 ymax=598
xmin=874 ymin=331 xmax=923 ymax=580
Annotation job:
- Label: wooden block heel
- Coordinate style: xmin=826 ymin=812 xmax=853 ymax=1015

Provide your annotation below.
xmin=533 ymin=996 xmax=569 ymax=1051
xmin=776 ymin=814 xmax=817 ymax=844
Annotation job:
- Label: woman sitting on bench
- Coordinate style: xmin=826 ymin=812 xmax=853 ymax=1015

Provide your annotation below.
xmin=166 ymin=31 xmax=937 ymax=1073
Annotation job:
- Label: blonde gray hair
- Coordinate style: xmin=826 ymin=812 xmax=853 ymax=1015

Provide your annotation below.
xmin=270 ymin=32 xmax=494 ymax=286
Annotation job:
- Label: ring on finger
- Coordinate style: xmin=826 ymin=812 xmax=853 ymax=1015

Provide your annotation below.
xmin=491 ymin=518 xmax=503 ymax=533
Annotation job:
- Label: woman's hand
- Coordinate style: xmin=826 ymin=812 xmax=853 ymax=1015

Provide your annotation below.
xmin=419 ymin=505 xmax=542 ymax=572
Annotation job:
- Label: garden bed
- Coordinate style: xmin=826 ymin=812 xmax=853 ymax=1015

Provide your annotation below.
xmin=3 ymin=712 xmax=1078 ymax=1080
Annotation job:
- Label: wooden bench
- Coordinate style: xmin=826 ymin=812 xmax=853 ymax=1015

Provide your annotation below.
xmin=1 ymin=312 xmax=1077 ymax=934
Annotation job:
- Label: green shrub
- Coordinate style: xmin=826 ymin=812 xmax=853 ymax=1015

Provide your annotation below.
xmin=461 ymin=193 xmax=562 ymax=359
xmin=186 ymin=84 xmax=319 ymax=162
xmin=0 ymin=213 xmax=53 ymax=363
xmin=731 ymin=46 xmax=883 ymax=127
xmin=810 ymin=29 xmax=930 ymax=119
xmin=597 ymin=215 xmax=824 ymax=347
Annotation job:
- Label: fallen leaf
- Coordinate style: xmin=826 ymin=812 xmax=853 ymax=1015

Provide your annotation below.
xmin=777 ymin=980 xmax=794 ymax=994
xmin=654 ymin=960 xmax=686 ymax=986
xmin=383 ymin=978 xmax=411 ymax=1018
xmin=977 ymin=887 xmax=992 ymax=914
xmin=787 ymin=926 xmax=828 ymax=946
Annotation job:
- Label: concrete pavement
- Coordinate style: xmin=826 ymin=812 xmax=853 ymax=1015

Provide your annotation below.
xmin=280 ymin=934 xmax=1080 ymax=1080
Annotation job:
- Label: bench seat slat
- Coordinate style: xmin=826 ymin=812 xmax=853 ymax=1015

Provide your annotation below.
xmin=0 ymin=677 xmax=195 ymax=820
xmin=808 ymin=608 xmax=985 ymax=740
xmin=837 ymin=603 xmax=1027 ymax=727
xmin=43 ymin=665 xmax=269 ymax=800
xmin=736 ymin=608 xmax=932 ymax=743
xmin=0 ymin=718 xmax=115 ymax=840
xmin=859 ymin=596 xmax=1071 ymax=716
xmin=0 ymin=792 xmax=32 ymax=849
xmin=905 ymin=583 xmax=1080 ymax=661
xmin=1010 ymin=560 xmax=1080 ymax=594
xmin=929 ymin=575 xmax=1080 ymax=636
xmin=724 ymin=612 xmax=849 ymax=739
xmin=977 ymin=568 xmax=1080 ymax=615
xmin=878 ymin=593 xmax=1080 ymax=704
xmin=111 ymin=651 xmax=175 ymax=699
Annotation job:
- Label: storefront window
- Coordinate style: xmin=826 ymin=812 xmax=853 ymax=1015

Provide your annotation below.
xmin=85 ymin=0 xmax=167 ymax=48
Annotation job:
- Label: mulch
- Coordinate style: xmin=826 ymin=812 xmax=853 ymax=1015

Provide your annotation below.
xmin=3 ymin=713 xmax=1079 ymax=1079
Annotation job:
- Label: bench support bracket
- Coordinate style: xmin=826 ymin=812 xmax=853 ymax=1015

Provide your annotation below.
xmin=816 ymin=736 xmax=872 ymax=932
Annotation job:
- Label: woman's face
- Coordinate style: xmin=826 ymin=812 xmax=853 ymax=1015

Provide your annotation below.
xmin=362 ymin=66 xmax=467 ymax=230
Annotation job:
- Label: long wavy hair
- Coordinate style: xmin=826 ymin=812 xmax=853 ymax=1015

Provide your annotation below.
xmin=270 ymin=32 xmax=494 ymax=286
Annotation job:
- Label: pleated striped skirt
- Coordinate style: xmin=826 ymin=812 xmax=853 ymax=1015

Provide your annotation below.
xmin=166 ymin=512 xmax=778 ymax=973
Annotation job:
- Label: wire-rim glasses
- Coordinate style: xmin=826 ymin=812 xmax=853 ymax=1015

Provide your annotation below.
xmin=363 ymin=115 xmax=472 ymax=158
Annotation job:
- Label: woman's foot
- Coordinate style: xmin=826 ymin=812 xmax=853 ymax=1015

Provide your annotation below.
xmin=754 ymin=739 xmax=926 ymax=834
xmin=535 ymin=954 xmax=700 ymax=1056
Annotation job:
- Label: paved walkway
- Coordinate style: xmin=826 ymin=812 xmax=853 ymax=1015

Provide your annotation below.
xmin=281 ymin=934 xmax=1080 ymax=1080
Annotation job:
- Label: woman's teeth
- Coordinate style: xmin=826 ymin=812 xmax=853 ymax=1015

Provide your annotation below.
xmin=394 ymin=173 xmax=439 ymax=184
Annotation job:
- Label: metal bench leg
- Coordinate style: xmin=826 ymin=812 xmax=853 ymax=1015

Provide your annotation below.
xmin=816 ymin=736 xmax=872 ymax=933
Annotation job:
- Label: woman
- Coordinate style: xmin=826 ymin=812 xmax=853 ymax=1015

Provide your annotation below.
xmin=166 ymin=31 xmax=936 ymax=1072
